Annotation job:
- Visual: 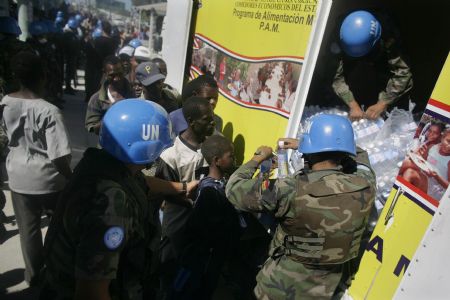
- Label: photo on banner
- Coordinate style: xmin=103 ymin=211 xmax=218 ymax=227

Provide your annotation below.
xmin=191 ymin=36 xmax=302 ymax=115
xmin=190 ymin=0 xmax=318 ymax=161
xmin=399 ymin=112 xmax=450 ymax=203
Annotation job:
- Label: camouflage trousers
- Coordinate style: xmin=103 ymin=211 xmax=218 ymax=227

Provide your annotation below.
xmin=254 ymin=256 xmax=342 ymax=300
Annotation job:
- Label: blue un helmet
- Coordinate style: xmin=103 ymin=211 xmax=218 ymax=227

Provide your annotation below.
xmin=92 ymin=27 xmax=102 ymax=39
xmin=29 ymin=21 xmax=47 ymax=36
xmin=100 ymin=99 xmax=174 ymax=164
xmin=340 ymin=10 xmax=382 ymax=57
xmin=75 ymin=14 xmax=83 ymax=23
xmin=299 ymin=114 xmax=356 ymax=156
xmin=128 ymin=38 xmax=142 ymax=48
xmin=67 ymin=17 xmax=78 ymax=30
xmin=0 ymin=16 xmax=22 ymax=36
xmin=55 ymin=16 xmax=64 ymax=26
xmin=55 ymin=16 xmax=64 ymax=32
xmin=56 ymin=11 xmax=64 ymax=18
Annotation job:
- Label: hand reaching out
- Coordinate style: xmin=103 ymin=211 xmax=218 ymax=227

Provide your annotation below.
xmin=252 ymin=146 xmax=274 ymax=164
xmin=278 ymin=138 xmax=299 ymax=150
xmin=365 ymin=101 xmax=388 ymax=120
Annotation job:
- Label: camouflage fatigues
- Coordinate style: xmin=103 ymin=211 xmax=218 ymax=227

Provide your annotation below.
xmin=43 ymin=148 xmax=161 ymax=299
xmin=226 ymin=148 xmax=376 ymax=299
xmin=332 ymin=38 xmax=413 ymax=106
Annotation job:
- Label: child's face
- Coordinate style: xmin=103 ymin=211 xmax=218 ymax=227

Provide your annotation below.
xmin=439 ymin=132 xmax=450 ymax=155
xmin=427 ymin=125 xmax=442 ymax=143
xmin=217 ymin=147 xmax=235 ymax=173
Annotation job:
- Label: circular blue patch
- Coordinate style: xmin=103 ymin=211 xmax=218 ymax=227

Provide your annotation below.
xmin=103 ymin=226 xmax=124 ymax=250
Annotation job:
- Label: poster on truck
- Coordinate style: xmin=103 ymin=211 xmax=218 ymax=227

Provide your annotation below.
xmin=189 ymin=0 xmax=319 ymax=162
xmin=349 ymin=53 xmax=450 ymax=300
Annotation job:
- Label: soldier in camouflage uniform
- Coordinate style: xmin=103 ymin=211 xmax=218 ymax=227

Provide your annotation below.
xmin=226 ymin=114 xmax=376 ymax=299
xmin=42 ymin=100 xmax=176 ymax=299
xmin=332 ymin=11 xmax=413 ymax=121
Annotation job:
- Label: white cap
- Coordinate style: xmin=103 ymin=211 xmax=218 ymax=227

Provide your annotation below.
xmin=278 ymin=140 xmax=285 ymax=148
xmin=134 ymin=46 xmax=151 ymax=62
xmin=118 ymin=45 xmax=134 ymax=57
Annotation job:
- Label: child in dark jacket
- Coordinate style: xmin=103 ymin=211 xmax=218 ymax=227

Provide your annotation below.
xmin=171 ymin=135 xmax=243 ymax=299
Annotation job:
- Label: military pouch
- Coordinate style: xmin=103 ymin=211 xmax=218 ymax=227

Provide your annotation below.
xmin=283 ymin=234 xmax=325 ymax=262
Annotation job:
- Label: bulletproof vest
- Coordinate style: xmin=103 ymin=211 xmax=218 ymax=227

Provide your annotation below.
xmin=271 ymin=170 xmax=375 ymax=265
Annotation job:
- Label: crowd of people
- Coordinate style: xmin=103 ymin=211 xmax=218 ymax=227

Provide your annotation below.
xmin=0 ymin=6 xmax=431 ymax=300
xmin=0 ymin=6 xmax=155 ymax=105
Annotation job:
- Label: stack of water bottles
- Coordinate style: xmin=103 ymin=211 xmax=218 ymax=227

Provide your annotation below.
xmin=294 ymin=106 xmax=417 ymax=212
xmin=361 ymin=108 xmax=417 ymax=210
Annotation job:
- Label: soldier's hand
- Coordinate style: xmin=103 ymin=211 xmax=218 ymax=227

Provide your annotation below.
xmin=278 ymin=138 xmax=299 ymax=150
xmin=365 ymin=101 xmax=388 ymax=120
xmin=348 ymin=101 xmax=364 ymax=122
xmin=252 ymin=146 xmax=273 ymax=164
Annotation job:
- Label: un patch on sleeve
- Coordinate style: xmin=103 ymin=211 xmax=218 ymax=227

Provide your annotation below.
xmin=103 ymin=226 xmax=124 ymax=250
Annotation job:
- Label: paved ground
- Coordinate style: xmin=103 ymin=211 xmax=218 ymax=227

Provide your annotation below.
xmin=0 ymin=71 xmax=97 ymax=298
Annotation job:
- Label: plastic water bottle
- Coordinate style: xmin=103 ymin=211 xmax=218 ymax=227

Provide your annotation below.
xmin=277 ymin=141 xmax=289 ymax=178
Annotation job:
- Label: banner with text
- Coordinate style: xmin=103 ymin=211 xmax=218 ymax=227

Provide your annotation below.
xmin=349 ymin=53 xmax=450 ymax=299
xmin=190 ymin=0 xmax=318 ymax=162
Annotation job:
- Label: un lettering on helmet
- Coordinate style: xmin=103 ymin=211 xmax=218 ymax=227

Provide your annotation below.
xmin=370 ymin=20 xmax=378 ymax=36
xmin=303 ymin=119 xmax=312 ymax=134
xmin=142 ymin=124 xmax=159 ymax=141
